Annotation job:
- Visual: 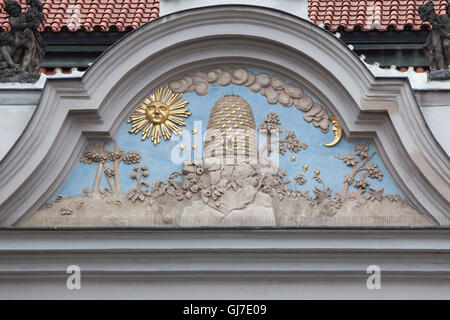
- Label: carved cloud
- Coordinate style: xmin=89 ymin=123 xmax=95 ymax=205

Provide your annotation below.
xmin=168 ymin=67 xmax=330 ymax=133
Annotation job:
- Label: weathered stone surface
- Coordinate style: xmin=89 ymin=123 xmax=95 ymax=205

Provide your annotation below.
xmin=210 ymin=184 xmax=258 ymax=215
xmin=222 ymin=192 xmax=275 ymax=226
xmin=179 ymin=200 xmax=225 ymax=226
xmin=430 ymin=69 xmax=450 ymax=81
xmin=0 ymin=69 xmax=39 ymax=83
xmin=0 ymin=0 xmax=46 ymax=83
xmin=419 ymin=2 xmax=450 ymax=72
xmin=180 ymin=191 xmax=275 ymax=227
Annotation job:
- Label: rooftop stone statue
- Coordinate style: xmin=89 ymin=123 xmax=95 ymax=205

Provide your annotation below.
xmin=0 ymin=0 xmax=46 ymax=83
xmin=418 ymin=1 xmax=450 ymax=80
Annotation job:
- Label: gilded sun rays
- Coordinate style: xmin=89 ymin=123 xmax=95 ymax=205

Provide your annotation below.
xmin=128 ymin=87 xmax=191 ymax=145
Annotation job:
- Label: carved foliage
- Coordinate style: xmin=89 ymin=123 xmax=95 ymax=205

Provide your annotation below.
xmin=335 ymin=142 xmax=383 ymax=194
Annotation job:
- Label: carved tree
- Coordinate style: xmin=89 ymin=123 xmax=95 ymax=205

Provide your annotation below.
xmin=335 ymin=142 xmax=383 ymax=194
xmin=107 ymin=138 xmax=141 ymax=195
xmin=128 ymin=165 xmax=150 ymax=202
xmin=279 ymin=130 xmax=308 ymax=155
xmin=258 ymin=112 xmax=308 ymax=156
xmin=258 ymin=112 xmax=282 ymax=156
xmin=80 ymin=140 xmax=142 ymax=195
xmin=80 ymin=142 xmax=109 ymax=194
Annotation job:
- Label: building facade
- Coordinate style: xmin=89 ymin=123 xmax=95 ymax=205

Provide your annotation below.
xmin=0 ymin=0 xmax=449 ymax=299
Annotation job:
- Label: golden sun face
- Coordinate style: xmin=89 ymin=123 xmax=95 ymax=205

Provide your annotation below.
xmin=145 ymin=101 xmax=170 ymax=124
xmin=128 ymin=87 xmax=191 ymax=145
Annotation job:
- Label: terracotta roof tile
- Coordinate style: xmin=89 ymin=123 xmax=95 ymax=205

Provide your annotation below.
xmin=0 ymin=0 xmax=159 ymax=32
xmin=309 ymin=0 xmax=448 ymax=31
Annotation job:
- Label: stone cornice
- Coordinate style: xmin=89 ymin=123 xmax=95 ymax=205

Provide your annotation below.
xmin=0 ymin=228 xmax=449 ymax=281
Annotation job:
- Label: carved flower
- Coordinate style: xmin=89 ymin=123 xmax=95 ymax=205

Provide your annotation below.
xmin=366 ymin=163 xmax=383 ymax=181
xmin=354 ymin=173 xmax=370 ymax=190
xmin=203 ymin=189 xmax=212 ymax=197
xmin=354 ymin=144 xmax=369 ymax=159
xmin=294 ymin=174 xmax=307 ymax=185
xmin=341 ymin=154 xmax=358 ymax=166
xmin=201 ymin=188 xmax=212 ymax=203
xmin=283 ymin=130 xmax=308 ymax=153
xmin=262 ymin=185 xmax=272 ymax=194
xmin=190 ymin=184 xmax=200 ymax=193
xmin=367 ymin=187 xmax=384 ymax=202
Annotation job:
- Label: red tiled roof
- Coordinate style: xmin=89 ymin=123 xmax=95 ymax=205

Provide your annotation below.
xmin=0 ymin=0 xmax=159 ymax=32
xmin=309 ymin=0 xmax=449 ymax=32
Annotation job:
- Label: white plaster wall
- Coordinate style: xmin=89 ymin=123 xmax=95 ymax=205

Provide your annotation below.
xmin=0 ymin=88 xmax=41 ymax=161
xmin=160 ymin=0 xmax=309 ymax=20
xmin=0 ymin=72 xmax=83 ymax=162
xmin=421 ymin=106 xmax=450 ymax=156
xmin=0 ymin=105 xmax=35 ymax=160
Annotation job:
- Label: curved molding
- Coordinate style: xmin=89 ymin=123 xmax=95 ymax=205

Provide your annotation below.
xmin=0 ymin=6 xmax=448 ymax=226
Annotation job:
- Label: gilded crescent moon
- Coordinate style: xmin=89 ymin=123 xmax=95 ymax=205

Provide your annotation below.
xmin=323 ymin=115 xmax=342 ymax=147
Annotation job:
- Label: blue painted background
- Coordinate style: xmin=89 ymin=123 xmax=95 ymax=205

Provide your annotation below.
xmin=57 ymin=68 xmax=402 ymax=198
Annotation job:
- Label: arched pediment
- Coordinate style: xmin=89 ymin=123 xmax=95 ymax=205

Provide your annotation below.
xmin=0 ymin=6 xmax=448 ymax=226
